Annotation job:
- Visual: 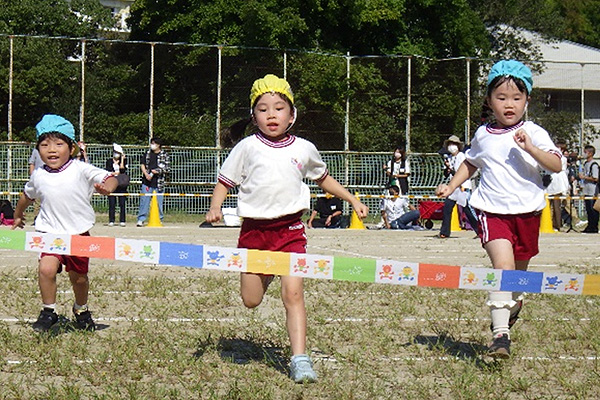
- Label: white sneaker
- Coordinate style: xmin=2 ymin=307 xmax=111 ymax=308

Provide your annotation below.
xmin=108 ymin=222 xmax=114 ymax=227
xmin=576 ymin=220 xmax=588 ymax=228
xmin=136 ymin=221 xmax=143 ymax=227
xmin=289 ymin=354 xmax=317 ymax=383
xmin=119 ymin=222 xmax=126 ymax=227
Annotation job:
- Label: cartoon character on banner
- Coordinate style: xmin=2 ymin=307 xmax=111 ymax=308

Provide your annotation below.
xmin=294 ymin=258 xmax=309 ymax=274
xmin=378 ymin=264 xmax=394 ymax=280
xmin=544 ymin=276 xmax=563 ymax=291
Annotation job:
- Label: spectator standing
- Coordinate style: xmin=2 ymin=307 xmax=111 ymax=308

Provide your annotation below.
xmin=74 ymin=141 xmax=89 ymax=163
xmin=544 ymin=141 xmax=570 ymax=230
xmin=105 ymin=143 xmax=128 ymax=227
xmin=579 ymin=145 xmax=599 ymax=233
xmin=437 ymin=135 xmax=479 ymax=238
xmin=137 ymin=137 xmax=170 ymax=227
xmin=383 ymin=146 xmax=410 ymax=194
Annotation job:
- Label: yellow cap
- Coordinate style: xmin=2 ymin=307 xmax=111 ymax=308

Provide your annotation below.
xmin=249 ymin=74 xmax=294 ymax=107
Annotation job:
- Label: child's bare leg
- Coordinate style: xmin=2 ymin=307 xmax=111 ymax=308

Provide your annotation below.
xmin=484 ymin=239 xmax=515 ymax=270
xmin=68 ymin=270 xmax=89 ymax=306
xmin=38 ymin=256 xmax=60 ymax=305
xmin=484 ymin=239 xmax=516 ymax=339
xmin=280 ymin=276 xmax=306 ymax=356
xmin=240 ymin=272 xmax=272 ymax=308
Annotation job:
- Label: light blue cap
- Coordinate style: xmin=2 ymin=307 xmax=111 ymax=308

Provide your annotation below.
xmin=487 ymin=60 xmax=533 ymax=94
xmin=35 ymin=114 xmax=76 ymax=141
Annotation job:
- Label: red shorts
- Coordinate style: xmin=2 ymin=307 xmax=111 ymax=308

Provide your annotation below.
xmin=41 ymin=232 xmax=90 ymax=274
xmin=478 ymin=211 xmax=541 ymax=261
xmin=238 ymin=212 xmax=306 ymax=254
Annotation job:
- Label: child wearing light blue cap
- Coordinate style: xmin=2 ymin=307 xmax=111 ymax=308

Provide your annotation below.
xmin=12 ymin=114 xmax=119 ymax=333
xmin=436 ymin=60 xmax=563 ymax=359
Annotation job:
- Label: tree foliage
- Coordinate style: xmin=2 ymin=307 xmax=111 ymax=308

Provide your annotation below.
xmin=0 ymin=0 xmax=598 ymax=150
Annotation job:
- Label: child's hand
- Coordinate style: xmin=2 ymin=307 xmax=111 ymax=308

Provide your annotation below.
xmin=205 ymin=208 xmax=223 ymax=223
xmin=513 ymin=128 xmax=532 ymax=151
xmin=352 ymin=201 xmax=369 ymax=219
xmin=94 ymin=182 xmax=112 ymax=195
xmin=436 ymin=183 xmax=453 ymax=198
xmin=11 ymin=215 xmax=25 ymax=230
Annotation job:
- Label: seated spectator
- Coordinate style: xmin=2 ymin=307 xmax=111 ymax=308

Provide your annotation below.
xmin=381 ymin=185 xmax=422 ymax=230
xmin=307 ymin=191 xmax=343 ymax=228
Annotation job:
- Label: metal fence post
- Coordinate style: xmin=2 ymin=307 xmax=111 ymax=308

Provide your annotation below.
xmin=79 ymin=40 xmax=86 ymax=142
xmin=149 ymin=42 xmax=155 ymax=142
xmin=216 ymin=46 xmax=222 ymax=149
xmin=405 ymin=56 xmax=412 ymax=153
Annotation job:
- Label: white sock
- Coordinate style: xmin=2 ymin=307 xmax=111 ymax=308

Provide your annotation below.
xmin=73 ymin=303 xmax=88 ymax=313
xmin=42 ymin=303 xmax=56 ymax=311
xmin=488 ymin=291 xmax=512 ymax=338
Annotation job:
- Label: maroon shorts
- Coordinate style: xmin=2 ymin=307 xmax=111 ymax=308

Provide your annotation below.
xmin=238 ymin=212 xmax=307 ymax=254
xmin=478 ymin=211 xmax=541 ymax=261
xmin=41 ymin=232 xmax=90 ymax=274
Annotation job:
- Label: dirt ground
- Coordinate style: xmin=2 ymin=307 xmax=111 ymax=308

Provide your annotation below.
xmin=1 ymin=223 xmax=599 ymax=399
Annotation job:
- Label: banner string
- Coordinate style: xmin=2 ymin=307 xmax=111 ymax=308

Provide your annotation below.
xmin=0 ymin=230 xmax=597 ymax=296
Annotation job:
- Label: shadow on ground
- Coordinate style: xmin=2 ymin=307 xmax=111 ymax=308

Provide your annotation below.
xmin=411 ymin=334 xmax=503 ymax=369
xmin=194 ymin=335 xmax=289 ymax=375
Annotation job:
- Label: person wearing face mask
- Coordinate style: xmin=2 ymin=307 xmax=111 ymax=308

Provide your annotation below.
xmin=105 ymin=143 xmax=128 ymax=227
xmin=137 ymin=137 xmax=170 ymax=227
xmin=436 ymin=135 xmax=479 ymax=238
xmin=383 ymin=146 xmax=410 ymax=194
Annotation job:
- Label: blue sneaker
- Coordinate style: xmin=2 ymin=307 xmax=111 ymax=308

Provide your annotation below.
xmin=289 ymin=354 xmax=317 ymax=383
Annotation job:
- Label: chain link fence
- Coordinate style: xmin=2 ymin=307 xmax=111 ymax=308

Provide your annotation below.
xmin=0 ymin=142 xmax=446 ymax=218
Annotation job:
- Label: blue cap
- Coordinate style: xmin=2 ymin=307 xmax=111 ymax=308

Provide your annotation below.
xmin=487 ymin=60 xmax=533 ymax=94
xmin=35 ymin=114 xmax=76 ymax=141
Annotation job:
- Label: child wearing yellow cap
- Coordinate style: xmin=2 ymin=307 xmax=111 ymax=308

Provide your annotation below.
xmin=436 ymin=60 xmax=562 ymax=359
xmin=205 ymin=74 xmax=368 ymax=382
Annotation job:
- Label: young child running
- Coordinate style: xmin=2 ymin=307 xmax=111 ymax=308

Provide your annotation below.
xmin=12 ymin=114 xmax=118 ymax=333
xmin=205 ymin=74 xmax=368 ymax=382
xmin=436 ymin=60 xmax=562 ymax=358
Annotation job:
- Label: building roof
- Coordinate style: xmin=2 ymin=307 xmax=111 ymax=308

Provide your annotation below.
xmin=521 ymin=30 xmax=600 ymax=91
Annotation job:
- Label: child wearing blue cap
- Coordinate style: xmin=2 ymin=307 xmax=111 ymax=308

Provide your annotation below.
xmin=12 ymin=114 xmax=118 ymax=333
xmin=205 ymin=75 xmax=368 ymax=382
xmin=436 ymin=60 xmax=562 ymax=358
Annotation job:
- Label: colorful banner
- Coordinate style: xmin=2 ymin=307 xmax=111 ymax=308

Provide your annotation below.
xmin=1 ymin=230 xmax=598 ymax=296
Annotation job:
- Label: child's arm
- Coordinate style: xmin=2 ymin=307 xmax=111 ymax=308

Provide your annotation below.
xmin=94 ymin=176 xmax=119 ymax=195
xmin=514 ymin=128 xmax=562 ymax=173
xmin=436 ymin=161 xmax=478 ymax=198
xmin=11 ymin=193 xmax=33 ymax=230
xmin=205 ymin=182 xmax=229 ymax=223
xmin=317 ymin=175 xmax=368 ymax=218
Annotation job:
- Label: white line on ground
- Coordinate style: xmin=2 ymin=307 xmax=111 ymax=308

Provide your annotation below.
xmin=4 ymin=354 xmax=598 ymax=366
xmin=0 ymin=316 xmax=593 ymax=324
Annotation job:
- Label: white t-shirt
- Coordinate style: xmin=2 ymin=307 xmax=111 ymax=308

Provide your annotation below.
xmin=386 ymin=158 xmax=410 ymax=176
xmin=545 ymin=156 xmax=569 ymax=196
xmin=24 ymin=159 xmax=113 ymax=234
xmin=447 ymin=151 xmax=472 ymax=206
xmin=380 ymin=197 xmax=410 ymax=222
xmin=218 ymin=133 xmax=328 ymax=219
xmin=466 ymin=121 xmax=561 ymax=214
xmin=582 ymin=160 xmax=599 ymax=196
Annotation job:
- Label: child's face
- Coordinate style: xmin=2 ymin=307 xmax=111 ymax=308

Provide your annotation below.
xmin=38 ymin=136 xmax=71 ymax=169
xmin=487 ymin=80 xmax=529 ymax=128
xmin=253 ymin=93 xmax=294 ymax=141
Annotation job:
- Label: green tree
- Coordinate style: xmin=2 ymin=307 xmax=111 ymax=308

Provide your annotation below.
xmin=0 ymin=0 xmax=114 ymax=141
